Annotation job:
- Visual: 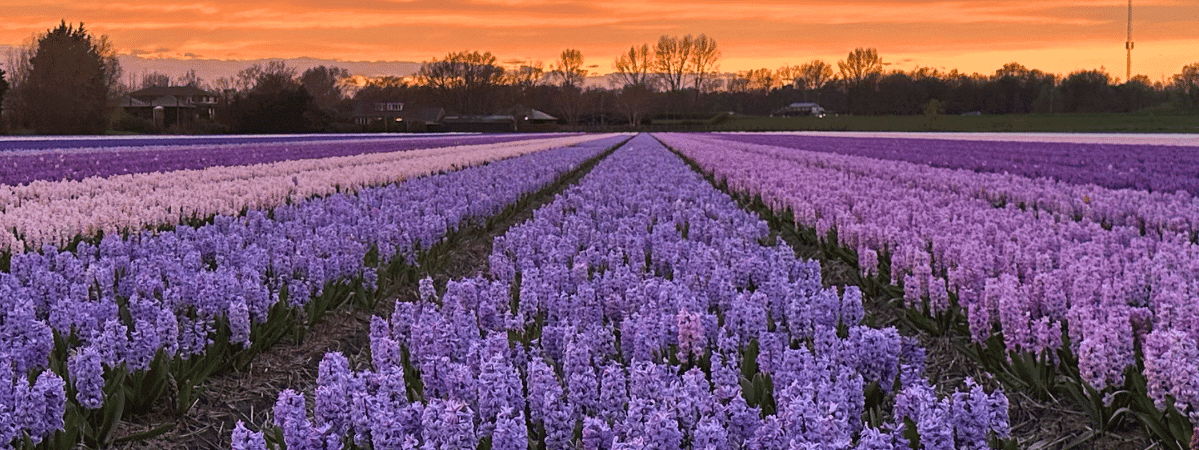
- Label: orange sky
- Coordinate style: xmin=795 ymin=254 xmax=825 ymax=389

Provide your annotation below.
xmin=2 ymin=0 xmax=1197 ymax=82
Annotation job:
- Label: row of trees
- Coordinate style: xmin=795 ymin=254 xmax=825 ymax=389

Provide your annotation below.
xmin=3 ymin=22 xmax=1199 ymax=134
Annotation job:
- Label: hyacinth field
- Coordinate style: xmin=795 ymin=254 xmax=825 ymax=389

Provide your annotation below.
xmin=0 ymin=131 xmax=1195 ymax=450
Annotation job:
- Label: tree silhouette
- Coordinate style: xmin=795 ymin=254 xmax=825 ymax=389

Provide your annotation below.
xmin=301 ymin=65 xmax=350 ymax=112
xmin=654 ymin=35 xmax=694 ymax=94
xmin=688 ymin=34 xmax=721 ymax=97
xmin=838 ymin=48 xmax=883 ymax=87
xmin=1174 ymin=63 xmax=1199 ymax=109
xmin=0 ymin=68 xmax=8 ymax=127
xmin=839 ymin=48 xmax=883 ymax=114
xmin=221 ymin=61 xmax=329 ymax=133
xmin=797 ymin=60 xmax=835 ymax=92
xmin=611 ymin=44 xmax=655 ymax=89
xmin=176 ymin=69 xmax=203 ymax=88
xmin=418 ymin=51 xmax=505 ymax=114
xmin=140 ymin=71 xmax=171 ymax=88
xmin=550 ymin=49 xmax=587 ymax=89
xmin=19 ymin=21 xmax=117 ymax=134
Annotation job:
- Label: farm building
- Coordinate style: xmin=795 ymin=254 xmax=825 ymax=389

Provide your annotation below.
xmin=773 ymin=102 xmax=827 ymax=117
xmin=352 ymin=101 xmax=446 ymax=132
xmin=119 ymin=86 xmax=219 ymax=129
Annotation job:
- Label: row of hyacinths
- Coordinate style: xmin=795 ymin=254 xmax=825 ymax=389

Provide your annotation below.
xmin=711 ymin=133 xmax=1199 ymax=239
xmin=0 ymin=134 xmax=627 ymax=447
xmin=0 ymin=134 xmax=603 ymax=253
xmin=657 ymin=133 xmax=1199 ymax=427
xmin=0 ymin=134 xmax=547 ymax=184
xmin=714 ymin=133 xmax=1199 ymax=197
xmin=236 ymin=134 xmax=1010 ymax=450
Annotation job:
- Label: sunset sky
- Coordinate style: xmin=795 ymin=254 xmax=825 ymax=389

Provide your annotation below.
xmin=2 ymin=0 xmax=1197 ymax=82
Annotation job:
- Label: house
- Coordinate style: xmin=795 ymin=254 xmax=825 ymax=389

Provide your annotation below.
xmin=773 ymin=102 xmax=827 ymax=117
xmin=435 ymin=109 xmax=559 ymax=132
xmin=351 ymin=100 xmax=446 ymax=132
xmin=119 ymin=86 xmax=218 ymax=129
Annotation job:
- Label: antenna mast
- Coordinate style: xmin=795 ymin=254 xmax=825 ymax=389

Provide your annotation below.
xmin=1126 ymin=0 xmax=1133 ymax=82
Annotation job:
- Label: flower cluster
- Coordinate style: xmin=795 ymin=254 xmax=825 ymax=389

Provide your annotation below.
xmin=660 ymin=132 xmax=1199 ymax=419
xmin=0 ymin=133 xmax=614 ymax=252
xmin=245 ymin=134 xmax=1010 ymax=449
xmin=0 ymin=133 xmax=552 ymax=185
xmin=0 ymin=134 xmax=627 ymax=448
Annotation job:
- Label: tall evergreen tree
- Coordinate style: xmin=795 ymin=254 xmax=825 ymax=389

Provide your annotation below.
xmin=22 ymin=21 xmax=114 ymax=134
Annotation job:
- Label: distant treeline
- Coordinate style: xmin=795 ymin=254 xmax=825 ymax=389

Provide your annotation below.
xmin=2 ymin=22 xmax=1198 ymax=134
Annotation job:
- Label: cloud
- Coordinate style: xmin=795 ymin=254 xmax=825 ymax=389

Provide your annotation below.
xmin=0 ymin=0 xmax=1195 ymax=78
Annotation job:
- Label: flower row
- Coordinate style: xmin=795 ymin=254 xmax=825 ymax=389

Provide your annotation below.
xmin=238 ymin=134 xmax=1010 ymax=450
xmin=659 ymin=132 xmax=1199 ymax=423
xmin=0 ymin=134 xmax=610 ymax=253
xmin=714 ymin=132 xmax=1199 ymax=195
xmin=712 ymin=133 xmax=1199 ymax=239
xmin=0 ymin=133 xmax=550 ymax=186
xmin=0 ymin=134 xmax=627 ymax=447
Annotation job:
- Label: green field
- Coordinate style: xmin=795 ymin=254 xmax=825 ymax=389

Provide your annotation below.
xmin=697 ymin=112 xmax=1199 ymax=133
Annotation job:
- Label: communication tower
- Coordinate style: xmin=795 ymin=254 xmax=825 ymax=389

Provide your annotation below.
xmin=1126 ymin=0 xmax=1134 ymax=81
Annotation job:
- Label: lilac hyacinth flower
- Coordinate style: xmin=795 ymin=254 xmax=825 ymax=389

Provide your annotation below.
xmin=951 ymin=378 xmax=1010 ymax=449
xmin=691 ymin=415 xmax=729 ymax=450
xmin=156 ymin=306 xmax=180 ymax=357
xmin=1141 ymin=329 xmax=1199 ymax=419
xmin=231 ymin=421 xmax=269 ymax=450
xmin=2 ymin=300 xmax=54 ymax=375
xmin=1076 ymin=312 xmax=1135 ymax=390
xmin=676 ymin=307 xmax=706 ymax=361
xmin=228 ymin=299 xmax=252 ymax=348
xmin=855 ymin=427 xmax=895 ymax=450
xmin=845 ymin=326 xmax=901 ymax=390
xmin=543 ymin=393 xmax=576 ymax=450
xmin=68 ymin=345 xmax=105 ymax=409
xmin=747 ymin=415 xmax=787 ymax=450
xmin=274 ymin=389 xmax=312 ymax=450
xmin=14 ymin=370 xmax=67 ymax=445
xmin=566 ymin=336 xmax=600 ymax=419
xmin=97 ymin=318 xmax=129 ymax=368
xmin=491 ymin=408 xmax=528 ymax=450
xmin=582 ymin=416 xmax=614 ymax=450
xmin=841 ymin=285 xmax=865 ymax=327
xmin=126 ymin=319 xmax=160 ymax=371
xmin=477 ymin=354 xmax=523 ymax=438
xmin=644 ymin=409 xmax=682 ymax=450
xmin=315 ymin=352 xmax=353 ymax=436
xmin=598 ymin=363 xmax=630 ymax=423
xmin=421 ymin=398 xmax=477 ymax=450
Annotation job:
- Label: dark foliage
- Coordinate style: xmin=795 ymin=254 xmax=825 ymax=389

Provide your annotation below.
xmin=20 ymin=21 xmax=112 ymax=134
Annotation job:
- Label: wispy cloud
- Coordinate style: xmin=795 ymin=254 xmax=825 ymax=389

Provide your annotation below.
xmin=0 ymin=0 xmax=1194 ymax=77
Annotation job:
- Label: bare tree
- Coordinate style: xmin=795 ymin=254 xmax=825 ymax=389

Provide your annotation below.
xmin=611 ymin=44 xmax=655 ymax=89
xmin=729 ymin=68 xmax=776 ymax=94
xmin=654 ymin=34 xmax=695 ymax=93
xmin=141 ymin=71 xmax=172 ymax=88
xmin=796 ymin=60 xmax=835 ymax=91
xmin=176 ymin=68 xmax=203 ymax=88
xmin=505 ymin=61 xmax=545 ymax=90
xmin=550 ymin=49 xmax=587 ymax=89
xmin=775 ymin=65 xmax=800 ymax=89
xmin=2 ymin=41 xmax=33 ymax=129
xmin=234 ymin=60 xmax=296 ymax=93
xmin=418 ymin=50 xmax=506 ymax=114
xmin=688 ymin=34 xmax=720 ymax=97
xmin=838 ymin=48 xmax=883 ymax=87
xmin=1174 ymin=62 xmax=1199 ymax=108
